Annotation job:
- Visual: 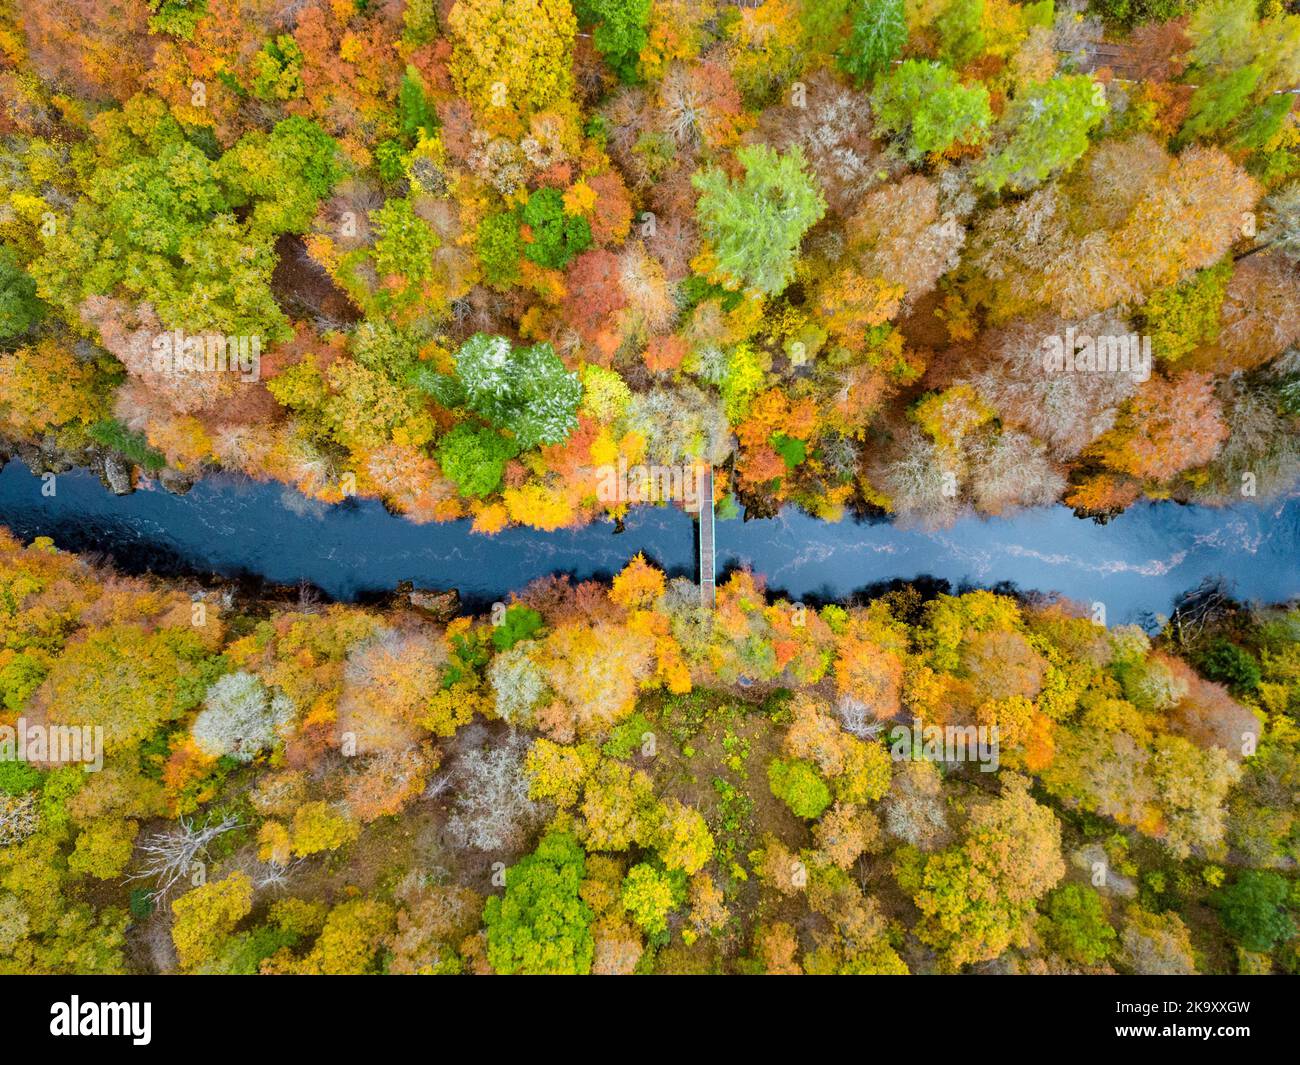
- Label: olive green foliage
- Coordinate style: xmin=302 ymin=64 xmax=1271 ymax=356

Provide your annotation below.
xmin=437 ymin=423 xmax=518 ymax=498
xmin=521 ymin=188 xmax=591 ymax=269
xmin=1215 ymin=871 xmax=1297 ymax=953
xmin=476 ymin=211 xmax=523 ymax=288
xmin=398 ymin=65 xmax=438 ymax=142
xmin=767 ymin=757 xmax=833 ymax=819
xmin=692 ymin=144 xmax=826 ymax=296
xmin=0 ymin=246 xmax=42 ymax=340
xmin=88 ymin=420 xmax=168 ymax=472
xmin=838 ymin=0 xmax=907 ymax=84
xmin=33 ymin=102 xmax=340 ymax=339
xmin=1139 ymin=260 xmax=1233 ymax=362
xmin=976 ymin=76 xmax=1108 ymax=193
xmin=483 ymin=832 xmax=595 ymax=974
xmin=1195 ymin=639 xmax=1262 ymax=695
xmin=1040 ymin=884 xmax=1117 ymax=965
xmin=370 ymin=198 xmax=439 ymax=283
xmin=936 ymin=0 xmax=985 ymax=67
xmin=871 ymin=60 xmax=992 ymax=160
xmin=621 ymin=861 xmax=685 ymax=935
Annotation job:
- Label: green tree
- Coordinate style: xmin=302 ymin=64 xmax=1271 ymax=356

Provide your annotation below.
xmin=1187 ymin=0 xmax=1264 ymax=76
xmin=215 ymin=116 xmax=343 ymax=235
xmin=693 ymin=144 xmax=826 ymax=295
xmin=249 ymin=35 xmax=305 ymax=102
xmin=577 ymin=0 xmax=651 ymax=82
xmin=936 ymin=0 xmax=985 ymax=67
xmin=422 ymin=334 xmax=582 ymax=450
xmin=1089 ymin=0 xmax=1190 ymax=28
xmin=768 ymin=757 xmax=833 ymax=819
xmin=398 ymin=65 xmax=438 ymax=142
xmin=838 ymin=0 xmax=908 ymax=85
xmin=908 ymin=774 xmax=1064 ymax=967
xmin=476 ymin=210 xmax=523 ymax=288
xmin=0 ymin=760 xmax=43 ymax=796
xmin=34 ymin=102 xmax=338 ymax=340
xmin=1196 ymin=639 xmax=1262 ymax=695
xmin=370 ymin=198 xmax=439 ymax=284
xmin=1139 ymin=260 xmax=1233 ymax=363
xmin=1178 ymin=65 xmax=1262 ymax=146
xmin=437 ymin=423 xmax=518 ymax=498
xmin=88 ymin=420 xmax=167 ymax=472
xmin=492 ymin=604 xmax=545 ymax=651
xmin=1040 ymin=884 xmax=1117 ymax=965
xmin=521 ymin=188 xmax=592 ymax=269
xmin=1215 ymin=870 xmax=1296 ymax=952
xmin=621 ymin=861 xmax=685 ymax=936
xmin=871 ymin=61 xmax=992 ymax=160
xmin=0 ymin=246 xmax=42 ymax=340
xmin=976 ymin=76 xmax=1108 ymax=194
xmin=483 ymin=832 xmax=595 ymax=974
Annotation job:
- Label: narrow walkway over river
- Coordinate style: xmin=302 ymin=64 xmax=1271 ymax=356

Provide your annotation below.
xmin=0 ymin=461 xmax=1295 ymax=625
xmin=698 ymin=466 xmax=716 ymax=608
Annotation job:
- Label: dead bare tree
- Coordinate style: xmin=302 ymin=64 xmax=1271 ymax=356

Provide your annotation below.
xmin=1170 ymin=577 xmax=1235 ymax=649
xmin=445 ymin=737 xmax=545 ymax=852
xmin=421 ymin=769 xmax=455 ymax=802
xmin=835 ymin=695 xmax=887 ymax=740
xmin=250 ymin=858 xmax=306 ymax=892
xmin=126 ymin=814 xmax=241 ymax=901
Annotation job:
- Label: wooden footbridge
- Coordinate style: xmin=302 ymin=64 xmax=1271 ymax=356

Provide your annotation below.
xmin=698 ymin=465 xmax=716 ymax=608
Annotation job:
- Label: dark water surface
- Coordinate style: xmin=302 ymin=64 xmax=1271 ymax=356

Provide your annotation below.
xmin=0 ymin=461 xmax=1295 ymax=624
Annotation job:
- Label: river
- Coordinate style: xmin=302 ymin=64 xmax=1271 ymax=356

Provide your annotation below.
xmin=0 ymin=461 xmax=1295 ymax=624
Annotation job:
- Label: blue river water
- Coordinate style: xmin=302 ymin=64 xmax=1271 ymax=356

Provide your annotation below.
xmin=0 ymin=461 xmax=1295 ymax=624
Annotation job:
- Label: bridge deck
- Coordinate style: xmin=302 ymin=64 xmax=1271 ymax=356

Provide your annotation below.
xmin=1065 ymin=44 xmax=1299 ymax=93
xmin=698 ymin=466 xmax=715 ymax=608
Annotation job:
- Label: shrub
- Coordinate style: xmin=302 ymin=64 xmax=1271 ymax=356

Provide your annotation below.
xmin=768 ymin=757 xmax=833 ymax=819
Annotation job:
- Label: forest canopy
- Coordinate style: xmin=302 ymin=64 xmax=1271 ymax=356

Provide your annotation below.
xmin=0 ymin=532 xmax=1295 ymax=975
xmin=0 ymin=0 xmax=1296 ymax=530
xmin=0 ymin=0 xmax=1298 ymax=982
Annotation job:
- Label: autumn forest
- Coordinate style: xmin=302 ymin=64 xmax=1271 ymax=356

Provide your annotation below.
xmin=0 ymin=0 xmax=1298 ymax=983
